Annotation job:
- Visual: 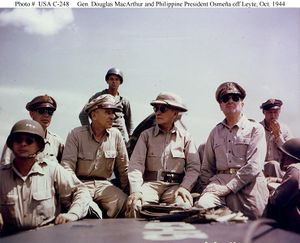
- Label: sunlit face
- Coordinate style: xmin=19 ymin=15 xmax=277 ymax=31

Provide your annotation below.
xmin=91 ymin=108 xmax=115 ymax=129
xmin=12 ymin=133 xmax=40 ymax=158
xmin=106 ymin=74 xmax=121 ymax=91
xmin=263 ymin=108 xmax=280 ymax=124
xmin=30 ymin=108 xmax=54 ymax=130
xmin=153 ymin=105 xmax=178 ymax=128
xmin=219 ymin=94 xmax=244 ymax=117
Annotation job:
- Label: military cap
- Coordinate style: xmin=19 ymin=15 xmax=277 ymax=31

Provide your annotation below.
xmin=215 ymin=82 xmax=246 ymax=103
xmin=150 ymin=91 xmax=187 ymax=112
xmin=84 ymin=94 xmax=121 ymax=114
xmin=26 ymin=95 xmax=57 ymax=111
xmin=260 ymin=98 xmax=283 ymax=110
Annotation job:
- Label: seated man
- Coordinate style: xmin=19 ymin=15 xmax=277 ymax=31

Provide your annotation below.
xmin=0 ymin=120 xmax=90 ymax=235
xmin=267 ymin=138 xmax=300 ymax=233
xmin=61 ymin=94 xmax=129 ymax=218
xmin=126 ymin=92 xmax=200 ymax=218
xmin=196 ymin=82 xmax=269 ymax=219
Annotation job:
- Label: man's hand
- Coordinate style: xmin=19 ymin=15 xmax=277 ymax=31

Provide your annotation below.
xmin=266 ymin=176 xmax=282 ymax=184
xmin=203 ymin=184 xmax=231 ymax=197
xmin=174 ymin=186 xmax=193 ymax=206
xmin=126 ymin=192 xmax=143 ymax=213
xmin=269 ymin=120 xmax=281 ymax=138
xmin=55 ymin=213 xmax=79 ymax=225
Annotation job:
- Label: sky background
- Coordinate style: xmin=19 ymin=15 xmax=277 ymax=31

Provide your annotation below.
xmin=0 ymin=8 xmax=299 ymax=150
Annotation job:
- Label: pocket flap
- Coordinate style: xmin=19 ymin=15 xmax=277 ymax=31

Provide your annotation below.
xmin=33 ymin=191 xmax=52 ymax=201
xmin=171 ymin=150 xmax=185 ymax=158
xmin=104 ymin=150 xmax=117 ymax=159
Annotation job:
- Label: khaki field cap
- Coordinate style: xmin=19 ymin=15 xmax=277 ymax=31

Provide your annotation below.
xmin=150 ymin=92 xmax=187 ymax=112
xmin=260 ymin=98 xmax=283 ymax=110
xmin=84 ymin=94 xmax=120 ymax=114
xmin=26 ymin=95 xmax=57 ymax=111
xmin=215 ymin=82 xmax=246 ymax=103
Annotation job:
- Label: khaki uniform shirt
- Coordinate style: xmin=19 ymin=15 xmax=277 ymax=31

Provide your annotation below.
xmin=61 ymin=125 xmax=128 ymax=190
xmin=1 ymin=130 xmax=65 ymax=165
xmin=260 ymin=120 xmax=293 ymax=162
xmin=128 ymin=124 xmax=200 ymax=194
xmin=0 ymin=158 xmax=90 ymax=232
xmin=201 ymin=115 xmax=267 ymax=193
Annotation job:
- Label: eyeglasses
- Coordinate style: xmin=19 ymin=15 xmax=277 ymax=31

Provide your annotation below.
xmin=36 ymin=108 xmax=54 ymax=116
xmin=13 ymin=135 xmax=36 ymax=145
xmin=220 ymin=94 xmax=241 ymax=103
xmin=153 ymin=105 xmax=169 ymax=113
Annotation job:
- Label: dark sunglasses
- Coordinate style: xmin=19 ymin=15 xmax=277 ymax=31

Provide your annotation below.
xmin=153 ymin=105 xmax=169 ymax=113
xmin=36 ymin=108 xmax=54 ymax=116
xmin=13 ymin=135 xmax=36 ymax=145
xmin=220 ymin=94 xmax=241 ymax=103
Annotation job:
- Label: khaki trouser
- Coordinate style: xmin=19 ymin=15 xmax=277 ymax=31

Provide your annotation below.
xmin=196 ymin=174 xmax=269 ymax=220
xmin=127 ymin=181 xmax=192 ymax=218
xmin=84 ymin=180 xmax=127 ymax=218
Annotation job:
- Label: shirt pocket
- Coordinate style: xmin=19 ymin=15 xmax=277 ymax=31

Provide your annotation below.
xmin=77 ymin=151 xmax=95 ymax=174
xmin=103 ymin=150 xmax=117 ymax=173
xmin=213 ymin=138 xmax=226 ymax=162
xmin=146 ymin=149 xmax=163 ymax=171
xmin=232 ymin=137 xmax=251 ymax=161
xmin=32 ymin=190 xmax=54 ymax=224
xmin=169 ymin=149 xmax=186 ymax=172
xmin=0 ymin=194 xmax=18 ymax=220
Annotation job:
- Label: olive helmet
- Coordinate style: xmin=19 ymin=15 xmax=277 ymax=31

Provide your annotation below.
xmin=280 ymin=138 xmax=300 ymax=162
xmin=105 ymin=68 xmax=124 ymax=84
xmin=6 ymin=119 xmax=45 ymax=152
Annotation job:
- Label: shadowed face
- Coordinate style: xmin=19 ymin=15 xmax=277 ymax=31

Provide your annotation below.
xmin=12 ymin=133 xmax=40 ymax=159
xmin=106 ymin=74 xmax=121 ymax=91
xmin=30 ymin=108 xmax=54 ymax=130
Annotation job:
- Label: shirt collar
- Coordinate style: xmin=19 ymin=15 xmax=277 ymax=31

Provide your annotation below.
xmin=88 ymin=125 xmax=110 ymax=141
xmin=12 ymin=160 xmax=45 ymax=181
xmin=153 ymin=124 xmax=178 ymax=136
xmin=220 ymin=114 xmax=248 ymax=129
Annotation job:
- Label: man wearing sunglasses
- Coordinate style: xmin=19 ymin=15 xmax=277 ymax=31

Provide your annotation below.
xmin=259 ymin=99 xmax=293 ymax=189
xmin=126 ymin=92 xmax=200 ymax=218
xmin=1 ymin=95 xmax=64 ymax=164
xmin=61 ymin=94 xmax=129 ymax=218
xmin=0 ymin=119 xmax=90 ymax=235
xmin=196 ymin=82 xmax=269 ymax=219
